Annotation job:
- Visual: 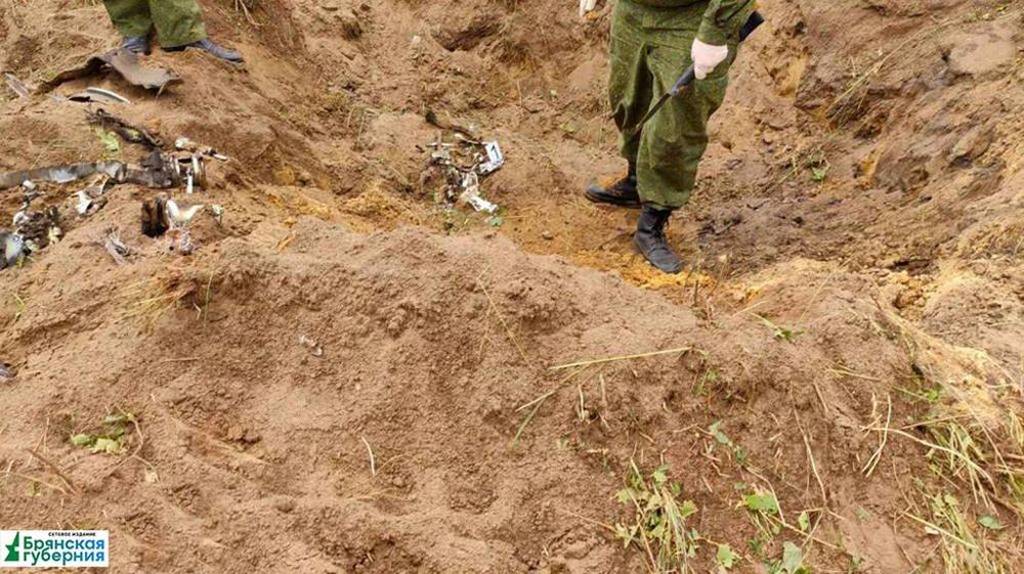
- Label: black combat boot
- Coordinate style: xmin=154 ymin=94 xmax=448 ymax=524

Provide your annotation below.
xmin=585 ymin=162 xmax=640 ymax=208
xmin=634 ymin=205 xmax=683 ymax=274
xmin=165 ymin=38 xmax=244 ymax=64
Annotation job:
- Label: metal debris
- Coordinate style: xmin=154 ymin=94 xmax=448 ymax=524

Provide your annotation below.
xmin=1 ymin=231 xmax=25 ymax=270
xmin=166 ymin=199 xmax=204 ymax=227
xmin=4 ymin=73 xmax=30 ymax=98
xmin=68 ymin=87 xmax=131 ymax=105
xmin=40 ymin=49 xmax=182 ymax=93
xmin=141 ymin=195 xmax=204 ymax=254
xmin=428 ymin=133 xmax=505 ymax=214
xmin=101 ymin=229 xmax=132 ymax=265
xmin=478 ymin=141 xmax=505 ymax=175
xmin=75 ymin=175 xmax=113 ymax=216
xmin=0 ymin=162 xmax=124 ymax=190
xmin=175 ymin=137 xmax=230 ymax=161
xmin=298 ymin=335 xmax=324 ymax=358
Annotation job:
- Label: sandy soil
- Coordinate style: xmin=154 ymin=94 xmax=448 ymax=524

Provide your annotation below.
xmin=1 ymin=0 xmax=1023 ymax=572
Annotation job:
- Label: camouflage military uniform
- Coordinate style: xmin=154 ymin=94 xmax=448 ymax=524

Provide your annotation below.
xmin=102 ymin=0 xmax=208 ymax=48
xmin=610 ymin=0 xmax=755 ymax=209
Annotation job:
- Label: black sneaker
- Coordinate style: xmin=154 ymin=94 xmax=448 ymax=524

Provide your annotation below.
xmin=634 ymin=205 xmax=683 ymax=274
xmin=165 ymin=38 xmax=244 ymax=64
xmin=121 ymin=36 xmax=151 ymax=55
xmin=585 ymin=163 xmax=640 ymax=208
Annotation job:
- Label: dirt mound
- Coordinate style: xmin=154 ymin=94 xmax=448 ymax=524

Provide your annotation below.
xmin=2 ymin=0 xmax=1023 ymax=572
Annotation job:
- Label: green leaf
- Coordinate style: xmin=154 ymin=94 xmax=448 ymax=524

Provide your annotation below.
xmin=710 ymin=421 xmax=732 ymax=445
xmin=798 ymin=511 xmax=811 ymax=532
xmin=91 ymin=437 xmax=122 ymax=455
xmin=717 ymin=543 xmax=738 ymax=569
xmin=614 ymin=523 xmax=635 ymax=547
xmin=95 ymin=129 xmax=121 ymax=155
xmin=679 ymin=500 xmax=698 ymax=519
xmin=615 ymin=488 xmax=634 ymax=505
xmin=70 ymin=434 xmax=95 ymax=447
xmin=978 ymin=515 xmax=1004 ymax=530
xmin=744 ymin=492 xmax=780 ymax=515
xmin=781 ymin=542 xmax=804 ymax=573
xmin=652 ymin=465 xmax=669 ymax=485
xmin=103 ymin=413 xmax=132 ymax=426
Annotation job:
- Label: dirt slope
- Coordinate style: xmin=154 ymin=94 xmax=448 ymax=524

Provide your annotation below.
xmin=1 ymin=0 xmax=1023 ymax=572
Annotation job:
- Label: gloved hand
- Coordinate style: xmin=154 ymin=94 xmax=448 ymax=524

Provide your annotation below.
xmin=691 ymin=38 xmax=729 ymax=80
xmin=579 ymin=0 xmax=597 ymax=18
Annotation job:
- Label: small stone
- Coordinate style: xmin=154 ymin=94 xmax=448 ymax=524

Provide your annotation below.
xmin=541 ymin=231 xmax=554 ymax=241
xmin=227 ymin=425 xmax=245 ymax=442
xmin=274 ymin=498 xmax=296 ymax=513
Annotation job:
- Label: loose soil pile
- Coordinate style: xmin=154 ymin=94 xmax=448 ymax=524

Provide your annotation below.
xmin=1 ymin=0 xmax=1023 ymax=572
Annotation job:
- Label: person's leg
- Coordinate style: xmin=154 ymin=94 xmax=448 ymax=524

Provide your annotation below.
xmin=608 ymin=0 xmax=653 ymax=170
xmin=102 ymin=0 xmax=153 ymax=39
xmin=636 ymin=19 xmax=735 ymax=211
xmin=586 ymin=0 xmax=650 ymax=207
xmin=149 ymin=0 xmax=207 ymax=49
xmin=630 ymin=3 xmax=736 ymax=273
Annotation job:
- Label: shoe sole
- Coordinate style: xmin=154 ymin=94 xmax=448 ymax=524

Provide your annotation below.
xmin=584 ymin=187 xmax=641 ymax=209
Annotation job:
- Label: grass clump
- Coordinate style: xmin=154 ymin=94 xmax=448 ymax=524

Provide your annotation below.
xmin=614 ymin=461 xmax=699 ymax=573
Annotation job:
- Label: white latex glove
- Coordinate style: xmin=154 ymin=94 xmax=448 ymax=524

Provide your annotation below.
xmin=579 ymin=0 xmax=597 ymax=18
xmin=691 ymin=38 xmax=729 ymax=80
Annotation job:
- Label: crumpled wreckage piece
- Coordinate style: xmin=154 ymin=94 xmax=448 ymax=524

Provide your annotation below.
xmin=0 ymin=150 xmax=204 ymax=191
xmin=0 ymin=162 xmax=125 ymax=190
xmin=68 ymin=87 xmax=131 ymax=105
xmin=428 ymin=134 xmax=505 ymax=213
xmin=1 ymin=230 xmax=25 ymax=270
xmin=39 ymin=49 xmax=182 ymax=93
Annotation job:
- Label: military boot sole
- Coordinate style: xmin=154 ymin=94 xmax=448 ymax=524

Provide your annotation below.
xmin=584 ymin=184 xmax=641 ymax=208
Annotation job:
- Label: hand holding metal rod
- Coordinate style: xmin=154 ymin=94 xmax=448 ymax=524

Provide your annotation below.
xmin=630 ymin=11 xmax=765 ymax=137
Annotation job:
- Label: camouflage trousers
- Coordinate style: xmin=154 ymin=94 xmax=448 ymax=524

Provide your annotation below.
xmin=102 ymin=0 xmax=207 ymax=48
xmin=609 ymin=0 xmax=738 ymax=210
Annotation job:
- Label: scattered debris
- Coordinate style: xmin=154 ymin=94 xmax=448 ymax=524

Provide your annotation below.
xmin=141 ymin=195 xmax=204 ymax=254
xmin=68 ymin=87 xmax=131 ymax=105
xmin=298 ymin=334 xmax=324 ymax=358
xmin=0 ymin=161 xmax=124 ymax=189
xmin=12 ymin=191 xmax=62 ymax=256
xmin=87 ymin=109 xmax=161 ymax=149
xmin=40 ymin=49 xmax=181 ymax=93
xmin=141 ymin=196 xmax=169 ymax=238
xmin=427 ymin=132 xmax=505 ymax=214
xmin=175 ymin=137 xmax=230 ymax=161
xmin=1 ymin=231 xmax=25 ymax=270
xmin=1 ymin=151 xmax=207 ymax=192
xmin=211 ymin=204 xmax=225 ymax=225
xmin=3 ymin=73 xmax=30 ymax=98
xmin=166 ymin=199 xmax=205 ymax=227
xmin=101 ymin=229 xmax=133 ymax=265
xmin=0 ymin=363 xmax=13 ymax=382
xmin=477 ymin=141 xmax=505 ymax=176
xmin=75 ymin=176 xmax=113 ymax=217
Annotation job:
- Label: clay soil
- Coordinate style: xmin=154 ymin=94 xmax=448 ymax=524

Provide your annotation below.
xmin=1 ymin=0 xmax=1023 ymax=572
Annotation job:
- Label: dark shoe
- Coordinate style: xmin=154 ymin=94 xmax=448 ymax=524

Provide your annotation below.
xmin=634 ymin=205 xmax=683 ymax=274
xmin=165 ymin=38 xmax=244 ymax=64
xmin=585 ymin=163 xmax=640 ymax=208
xmin=121 ymin=36 xmax=151 ymax=55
